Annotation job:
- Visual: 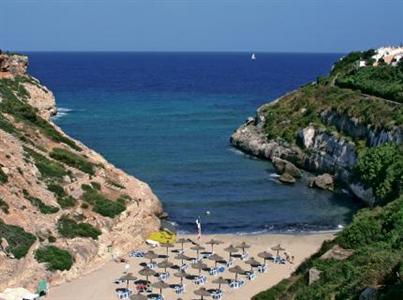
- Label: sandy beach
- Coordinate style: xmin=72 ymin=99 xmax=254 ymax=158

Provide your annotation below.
xmin=49 ymin=232 xmax=334 ymax=300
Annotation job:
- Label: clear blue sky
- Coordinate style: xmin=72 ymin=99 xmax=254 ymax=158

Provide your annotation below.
xmin=1 ymin=0 xmax=402 ymax=52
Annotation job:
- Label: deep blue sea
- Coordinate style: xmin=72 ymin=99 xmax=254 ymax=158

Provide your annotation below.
xmin=27 ymin=52 xmax=361 ymax=234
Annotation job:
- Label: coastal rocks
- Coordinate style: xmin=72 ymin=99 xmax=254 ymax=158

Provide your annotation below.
xmin=309 ymin=173 xmax=335 ymax=191
xmin=308 ymin=267 xmax=322 ymax=285
xmin=0 ymin=53 xmax=28 ymax=76
xmin=23 ymin=81 xmax=57 ymax=120
xmin=272 ymin=157 xmax=302 ymax=178
xmin=349 ymin=183 xmax=376 ymax=206
xmin=279 ymin=173 xmax=296 ymax=184
xmin=320 ymin=244 xmax=353 ymax=260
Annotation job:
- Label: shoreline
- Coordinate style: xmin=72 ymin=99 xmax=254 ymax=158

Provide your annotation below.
xmin=49 ymin=232 xmax=334 ymax=300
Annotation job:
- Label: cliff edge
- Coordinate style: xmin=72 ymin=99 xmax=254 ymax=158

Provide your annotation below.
xmin=0 ymin=52 xmax=163 ymax=290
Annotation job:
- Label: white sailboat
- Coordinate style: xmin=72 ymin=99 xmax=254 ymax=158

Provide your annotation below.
xmin=251 ymin=53 xmax=256 ymax=60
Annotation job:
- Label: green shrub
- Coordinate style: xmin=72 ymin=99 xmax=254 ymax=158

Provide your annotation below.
xmin=0 ymin=198 xmax=9 ymax=214
xmin=57 ymin=216 xmax=101 ymax=240
xmin=107 ymin=179 xmax=125 ymax=189
xmin=82 ymin=186 xmax=126 ymax=218
xmin=23 ymin=189 xmax=59 ymax=214
xmin=48 ymin=235 xmax=56 ymax=243
xmin=354 ymin=143 xmax=403 ymax=203
xmin=90 ymin=181 xmax=101 ymax=190
xmin=35 ymin=245 xmax=73 ymax=271
xmin=0 ymin=167 xmax=8 ymax=184
xmin=0 ymin=219 xmax=36 ymax=259
xmin=50 ymin=148 xmax=95 ymax=175
xmin=24 ymin=147 xmax=67 ymax=179
xmin=47 ymin=183 xmax=77 ymax=208
xmin=0 ymin=78 xmax=81 ymax=150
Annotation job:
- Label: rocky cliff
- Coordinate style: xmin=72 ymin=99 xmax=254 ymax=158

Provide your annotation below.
xmin=0 ymin=53 xmax=163 ymax=290
xmin=231 ymin=54 xmax=402 ymax=206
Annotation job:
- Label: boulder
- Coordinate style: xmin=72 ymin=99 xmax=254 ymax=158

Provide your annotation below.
xmin=359 ymin=287 xmax=377 ymax=300
xmin=308 ymin=267 xmax=322 ymax=285
xmin=279 ymin=173 xmax=296 ymax=184
xmin=320 ymin=244 xmax=353 ymax=260
xmin=272 ymin=157 xmax=301 ymax=178
xmin=310 ymin=173 xmax=334 ymax=191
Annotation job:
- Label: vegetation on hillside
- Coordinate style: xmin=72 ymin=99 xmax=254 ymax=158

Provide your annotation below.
xmin=50 ymin=148 xmax=95 ymax=175
xmin=0 ymin=198 xmax=9 ymax=214
xmin=47 ymin=183 xmax=77 ymax=208
xmin=0 ymin=219 xmax=36 ymax=259
xmin=57 ymin=216 xmax=101 ymax=240
xmin=253 ymin=196 xmax=403 ymax=300
xmin=24 ymin=147 xmax=68 ymax=180
xmin=81 ymin=184 xmax=126 ymax=218
xmin=0 ymin=77 xmax=80 ymax=150
xmin=35 ymin=245 xmax=73 ymax=271
xmin=23 ymin=189 xmax=59 ymax=214
xmin=0 ymin=166 xmax=8 ymax=183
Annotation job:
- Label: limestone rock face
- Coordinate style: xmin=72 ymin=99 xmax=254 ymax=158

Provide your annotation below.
xmin=0 ymin=53 xmax=28 ymax=76
xmin=23 ymin=81 xmax=57 ymax=120
xmin=308 ymin=267 xmax=322 ymax=285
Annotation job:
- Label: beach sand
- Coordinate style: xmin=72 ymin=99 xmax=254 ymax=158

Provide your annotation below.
xmin=49 ymin=232 xmax=334 ymax=300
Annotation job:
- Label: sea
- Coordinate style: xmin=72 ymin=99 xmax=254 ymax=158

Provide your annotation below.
xmin=27 ymin=52 xmax=362 ymax=234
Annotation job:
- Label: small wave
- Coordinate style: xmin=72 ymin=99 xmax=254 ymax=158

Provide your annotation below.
xmin=53 ymin=107 xmax=73 ymax=120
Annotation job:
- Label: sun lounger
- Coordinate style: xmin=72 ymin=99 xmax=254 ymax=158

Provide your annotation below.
xmin=159 ymin=272 xmax=170 ymax=281
xmin=211 ymin=289 xmax=223 ymax=300
xmin=193 ymin=275 xmax=207 ymax=285
xmin=174 ymin=284 xmax=185 ymax=294
xmin=135 ymin=283 xmax=151 ymax=293
xmin=147 ymin=262 xmax=157 ymax=269
xmin=245 ymin=271 xmax=257 ymax=281
xmin=274 ymin=256 xmax=287 ymax=264
xmin=148 ymin=294 xmax=164 ymax=300
xmin=115 ymin=288 xmax=133 ymax=299
xmin=229 ymin=280 xmax=245 ymax=289
xmin=201 ymin=251 xmax=213 ymax=259
xmin=257 ymin=264 xmax=267 ymax=273
xmin=241 ymin=252 xmax=249 ymax=260
xmin=179 ymin=263 xmax=189 ymax=271
xmin=209 ymin=267 xmax=219 ymax=276
xmin=226 ymin=259 xmax=233 ymax=268
xmin=129 ymin=250 xmax=145 ymax=258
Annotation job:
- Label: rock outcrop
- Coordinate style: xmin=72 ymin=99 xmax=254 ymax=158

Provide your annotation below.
xmin=309 ymin=173 xmax=335 ymax=191
xmin=0 ymin=54 xmax=163 ymax=290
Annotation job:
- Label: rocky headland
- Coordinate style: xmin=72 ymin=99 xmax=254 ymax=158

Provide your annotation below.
xmin=0 ymin=53 xmax=163 ymax=290
xmin=231 ymin=49 xmax=402 ymax=206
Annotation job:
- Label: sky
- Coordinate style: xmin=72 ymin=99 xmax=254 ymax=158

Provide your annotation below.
xmin=1 ymin=0 xmax=402 ymax=52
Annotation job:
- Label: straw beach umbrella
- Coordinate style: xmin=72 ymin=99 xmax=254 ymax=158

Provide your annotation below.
xmin=271 ymin=244 xmax=285 ymax=256
xmin=191 ymin=245 xmax=205 ymax=259
xmin=160 ymin=243 xmax=174 ymax=258
xmin=208 ymin=253 xmax=224 ymax=267
xmin=176 ymin=238 xmax=189 ymax=251
xmin=144 ymin=251 xmax=159 ymax=264
xmin=194 ymin=287 xmax=211 ymax=300
xmin=229 ymin=265 xmax=245 ymax=281
xmin=138 ymin=268 xmax=156 ymax=282
xmin=175 ymin=253 xmax=190 ymax=265
xmin=174 ymin=270 xmax=188 ymax=285
xmin=212 ymin=276 xmax=228 ymax=290
xmin=119 ymin=273 xmax=137 ymax=288
xmin=191 ymin=261 xmax=208 ymax=275
xmin=157 ymin=260 xmax=173 ymax=273
xmin=205 ymin=238 xmax=223 ymax=253
xmin=236 ymin=241 xmax=251 ymax=254
xmin=130 ymin=295 xmax=148 ymax=300
xmin=151 ymin=281 xmax=170 ymax=297
xmin=257 ymin=251 xmax=273 ymax=265
xmin=245 ymin=257 xmax=261 ymax=271
xmin=224 ymin=245 xmax=239 ymax=261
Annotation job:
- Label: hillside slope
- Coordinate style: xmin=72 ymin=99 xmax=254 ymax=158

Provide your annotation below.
xmin=0 ymin=53 xmax=163 ymax=290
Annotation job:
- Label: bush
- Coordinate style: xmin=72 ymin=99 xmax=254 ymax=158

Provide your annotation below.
xmin=47 ymin=184 xmax=77 ymax=208
xmin=90 ymin=181 xmax=101 ymax=190
xmin=354 ymin=143 xmax=403 ymax=203
xmin=57 ymin=216 xmax=101 ymax=240
xmin=0 ymin=219 xmax=36 ymax=259
xmin=23 ymin=189 xmax=59 ymax=214
xmin=24 ymin=147 xmax=67 ymax=179
xmin=0 ymin=78 xmax=81 ymax=150
xmin=82 ymin=186 xmax=126 ymax=218
xmin=0 ymin=198 xmax=9 ymax=214
xmin=50 ymin=148 xmax=95 ymax=175
xmin=35 ymin=245 xmax=73 ymax=271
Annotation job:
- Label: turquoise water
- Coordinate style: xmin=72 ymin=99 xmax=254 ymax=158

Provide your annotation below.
xmin=28 ymin=52 xmax=361 ymax=233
